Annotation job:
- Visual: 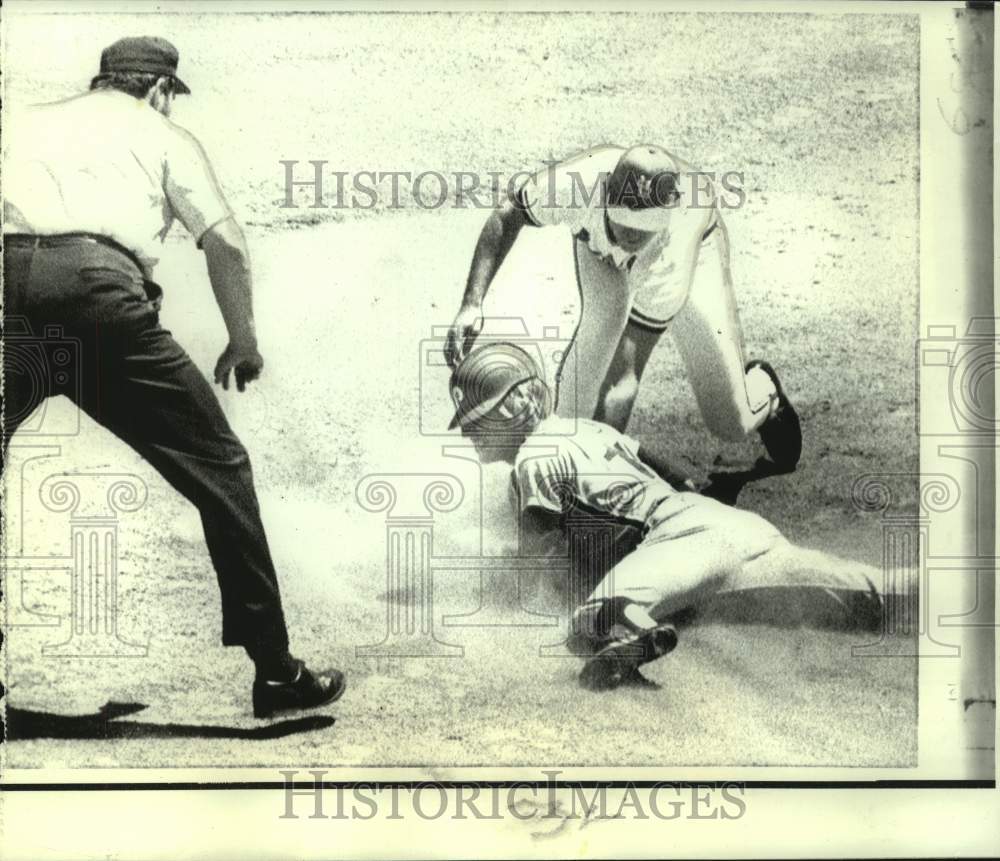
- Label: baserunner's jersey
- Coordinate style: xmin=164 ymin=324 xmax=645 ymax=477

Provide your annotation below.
xmin=512 ymin=417 xmax=675 ymax=533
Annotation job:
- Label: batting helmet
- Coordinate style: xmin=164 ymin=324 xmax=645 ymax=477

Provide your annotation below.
xmin=447 ymin=342 xmax=542 ymax=431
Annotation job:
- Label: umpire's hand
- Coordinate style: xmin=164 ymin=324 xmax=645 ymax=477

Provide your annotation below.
xmin=215 ymin=341 xmax=264 ymax=392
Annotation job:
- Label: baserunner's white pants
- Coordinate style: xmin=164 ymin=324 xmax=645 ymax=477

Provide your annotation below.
xmin=586 ymin=492 xmax=899 ymax=630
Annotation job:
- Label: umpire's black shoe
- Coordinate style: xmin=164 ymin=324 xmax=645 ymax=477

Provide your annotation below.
xmin=252 ymin=659 xmax=346 ymax=719
xmin=579 ymin=622 xmax=678 ymax=691
xmin=748 ymin=359 xmax=802 ymax=472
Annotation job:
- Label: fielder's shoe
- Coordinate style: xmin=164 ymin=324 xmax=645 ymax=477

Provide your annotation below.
xmin=579 ymin=617 xmax=679 ymax=691
xmin=252 ymin=659 xmax=346 ymax=719
xmin=840 ymin=581 xmax=885 ymax=633
xmin=748 ymin=359 xmax=802 ymax=472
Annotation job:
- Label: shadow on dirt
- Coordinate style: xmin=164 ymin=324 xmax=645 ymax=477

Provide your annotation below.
xmin=668 ymin=586 xmax=886 ymax=632
xmin=3 ymin=701 xmax=335 ymax=741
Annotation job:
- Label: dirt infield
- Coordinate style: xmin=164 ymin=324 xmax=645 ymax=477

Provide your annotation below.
xmin=2 ymin=10 xmax=918 ymax=769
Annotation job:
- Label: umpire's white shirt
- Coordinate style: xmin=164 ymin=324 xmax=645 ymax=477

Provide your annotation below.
xmin=3 ymin=89 xmax=232 ymax=273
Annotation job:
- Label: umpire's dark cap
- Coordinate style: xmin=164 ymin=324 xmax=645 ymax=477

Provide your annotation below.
xmin=99 ymin=36 xmax=191 ymax=94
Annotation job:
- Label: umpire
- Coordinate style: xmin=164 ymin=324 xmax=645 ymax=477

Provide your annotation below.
xmin=2 ymin=37 xmax=345 ymax=719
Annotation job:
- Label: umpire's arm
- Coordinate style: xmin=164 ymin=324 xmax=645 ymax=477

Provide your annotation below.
xmin=163 ymin=123 xmax=262 ymax=392
xmin=202 ymin=218 xmax=264 ymax=392
xmin=202 ymin=218 xmax=256 ymax=348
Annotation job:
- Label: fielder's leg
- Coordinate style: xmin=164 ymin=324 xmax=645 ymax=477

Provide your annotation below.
xmin=593 ymin=318 xmax=664 ymax=433
xmin=555 ymin=239 xmax=631 ymax=421
xmin=668 ymin=220 xmax=801 ymax=468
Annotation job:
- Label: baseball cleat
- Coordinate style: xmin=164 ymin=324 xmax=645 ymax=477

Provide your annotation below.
xmin=252 ymin=659 xmax=346 ymax=719
xmin=748 ymin=359 xmax=802 ymax=472
xmin=839 ymin=581 xmax=884 ymax=632
xmin=578 ymin=622 xmax=678 ymax=691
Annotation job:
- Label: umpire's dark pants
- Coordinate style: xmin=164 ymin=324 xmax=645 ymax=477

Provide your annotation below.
xmin=2 ymin=235 xmax=290 ymax=655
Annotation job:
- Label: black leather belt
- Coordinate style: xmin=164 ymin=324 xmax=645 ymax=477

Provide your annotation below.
xmin=4 ymin=232 xmax=146 ymax=274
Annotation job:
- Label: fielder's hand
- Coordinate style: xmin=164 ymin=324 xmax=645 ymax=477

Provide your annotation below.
xmin=215 ymin=341 xmax=264 ymax=392
xmin=443 ymin=305 xmax=484 ymax=368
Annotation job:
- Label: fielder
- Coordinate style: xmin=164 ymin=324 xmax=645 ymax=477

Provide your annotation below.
xmin=448 ymin=343 xmax=889 ymax=690
xmin=444 ymin=144 xmax=802 ymax=472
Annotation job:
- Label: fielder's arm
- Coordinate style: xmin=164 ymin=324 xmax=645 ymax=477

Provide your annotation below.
xmin=445 ymin=198 xmax=533 ymax=366
xmin=462 ymin=196 xmax=533 ymax=305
